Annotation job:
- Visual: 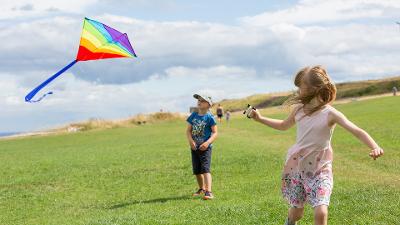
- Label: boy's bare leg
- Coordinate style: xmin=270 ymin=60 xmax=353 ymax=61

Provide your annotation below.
xmin=195 ymin=174 xmax=205 ymax=190
xmin=203 ymin=173 xmax=212 ymax=192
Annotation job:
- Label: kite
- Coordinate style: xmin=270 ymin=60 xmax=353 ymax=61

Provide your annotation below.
xmin=25 ymin=17 xmax=137 ymax=102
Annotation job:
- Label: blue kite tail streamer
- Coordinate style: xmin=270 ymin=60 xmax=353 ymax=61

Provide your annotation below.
xmin=27 ymin=91 xmax=54 ymax=103
xmin=25 ymin=60 xmax=78 ymax=103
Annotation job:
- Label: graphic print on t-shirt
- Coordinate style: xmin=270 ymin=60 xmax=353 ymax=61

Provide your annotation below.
xmin=191 ymin=118 xmax=207 ymax=144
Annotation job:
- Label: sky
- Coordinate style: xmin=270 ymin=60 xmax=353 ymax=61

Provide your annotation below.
xmin=1 ymin=0 xmax=400 ymax=132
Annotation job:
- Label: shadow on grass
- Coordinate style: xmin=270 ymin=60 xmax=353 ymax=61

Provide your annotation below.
xmin=107 ymin=195 xmax=192 ymax=209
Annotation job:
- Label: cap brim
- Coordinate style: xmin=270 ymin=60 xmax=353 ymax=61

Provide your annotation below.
xmin=193 ymin=94 xmax=212 ymax=106
xmin=193 ymin=94 xmax=201 ymax=99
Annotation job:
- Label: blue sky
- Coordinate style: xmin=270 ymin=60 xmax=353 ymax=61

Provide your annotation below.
xmin=89 ymin=0 xmax=299 ymax=23
xmin=1 ymin=0 xmax=400 ymax=132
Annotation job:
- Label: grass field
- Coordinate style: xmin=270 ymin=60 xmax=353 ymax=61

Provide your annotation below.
xmin=0 ymin=96 xmax=399 ymax=224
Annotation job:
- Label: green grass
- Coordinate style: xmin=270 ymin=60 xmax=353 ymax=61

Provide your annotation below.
xmin=1 ymin=96 xmax=399 ymax=224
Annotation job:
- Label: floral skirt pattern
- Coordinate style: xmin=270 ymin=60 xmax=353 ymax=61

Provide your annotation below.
xmin=281 ymin=170 xmax=333 ymax=208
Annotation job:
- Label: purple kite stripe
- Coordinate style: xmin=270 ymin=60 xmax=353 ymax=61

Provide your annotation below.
xmin=122 ymin=33 xmax=137 ymax=56
xmin=104 ymin=24 xmax=136 ymax=56
xmin=104 ymin=23 xmax=123 ymax=39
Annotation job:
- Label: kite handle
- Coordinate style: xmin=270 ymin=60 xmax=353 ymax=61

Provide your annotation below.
xmin=25 ymin=60 xmax=78 ymax=103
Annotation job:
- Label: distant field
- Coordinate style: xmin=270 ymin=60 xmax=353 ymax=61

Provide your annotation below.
xmin=0 ymin=96 xmax=399 ymax=224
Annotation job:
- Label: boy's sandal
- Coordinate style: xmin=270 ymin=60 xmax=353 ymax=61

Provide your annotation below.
xmin=203 ymin=191 xmax=214 ymax=200
xmin=192 ymin=188 xmax=205 ymax=196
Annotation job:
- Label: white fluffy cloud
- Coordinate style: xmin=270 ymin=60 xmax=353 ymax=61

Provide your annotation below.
xmin=0 ymin=63 xmax=290 ymax=131
xmin=0 ymin=0 xmax=96 ymax=19
xmin=1 ymin=0 xmax=400 ymax=132
xmin=240 ymin=0 xmax=400 ymax=26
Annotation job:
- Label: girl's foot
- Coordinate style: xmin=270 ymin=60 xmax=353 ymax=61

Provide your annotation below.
xmin=192 ymin=188 xmax=205 ymax=196
xmin=284 ymin=217 xmax=297 ymax=225
xmin=203 ymin=191 xmax=214 ymax=200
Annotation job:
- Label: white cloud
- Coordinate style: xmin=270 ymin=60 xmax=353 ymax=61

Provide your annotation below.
xmin=240 ymin=0 xmax=400 ymax=26
xmin=97 ymin=14 xmax=271 ymax=60
xmin=0 ymin=0 xmax=97 ymax=19
xmin=163 ymin=65 xmax=256 ymax=79
xmin=1 ymin=0 xmax=400 ymax=132
xmin=0 ymin=63 xmax=291 ymax=131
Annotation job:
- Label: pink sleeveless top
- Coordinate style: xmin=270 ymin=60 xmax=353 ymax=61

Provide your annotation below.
xmin=283 ymin=105 xmax=335 ymax=178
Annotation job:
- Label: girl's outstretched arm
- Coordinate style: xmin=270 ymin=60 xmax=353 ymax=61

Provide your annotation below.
xmin=250 ymin=106 xmax=301 ymax=131
xmin=329 ymin=108 xmax=384 ymax=160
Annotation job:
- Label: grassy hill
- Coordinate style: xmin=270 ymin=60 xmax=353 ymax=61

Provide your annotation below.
xmin=212 ymin=76 xmax=400 ymax=112
xmin=0 ymin=96 xmax=399 ymax=224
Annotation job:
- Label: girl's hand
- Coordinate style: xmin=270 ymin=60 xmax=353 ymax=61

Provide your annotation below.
xmin=189 ymin=140 xmax=197 ymax=151
xmin=250 ymin=109 xmax=261 ymax=121
xmin=199 ymin=142 xmax=210 ymax=151
xmin=369 ymin=147 xmax=384 ymax=160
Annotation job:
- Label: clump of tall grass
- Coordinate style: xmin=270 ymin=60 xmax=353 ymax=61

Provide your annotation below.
xmin=65 ymin=112 xmax=185 ymax=132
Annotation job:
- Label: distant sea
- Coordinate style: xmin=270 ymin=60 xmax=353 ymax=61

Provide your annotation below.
xmin=0 ymin=132 xmax=20 ymax=137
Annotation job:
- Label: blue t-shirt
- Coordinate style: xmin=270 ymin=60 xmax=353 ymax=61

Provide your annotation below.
xmin=186 ymin=112 xmax=217 ymax=145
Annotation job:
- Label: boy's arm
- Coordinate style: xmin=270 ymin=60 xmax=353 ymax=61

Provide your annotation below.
xmin=250 ymin=106 xmax=300 ymax=131
xmin=199 ymin=125 xmax=218 ymax=151
xmin=186 ymin=124 xmax=196 ymax=150
xmin=329 ymin=109 xmax=384 ymax=160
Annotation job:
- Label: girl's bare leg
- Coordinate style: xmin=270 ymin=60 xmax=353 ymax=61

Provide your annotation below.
xmin=286 ymin=207 xmax=304 ymax=224
xmin=314 ymin=205 xmax=328 ymax=225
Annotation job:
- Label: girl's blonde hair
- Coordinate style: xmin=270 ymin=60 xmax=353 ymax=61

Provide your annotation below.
xmin=284 ymin=65 xmax=336 ymax=116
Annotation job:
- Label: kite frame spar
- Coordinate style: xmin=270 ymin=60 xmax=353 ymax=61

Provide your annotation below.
xmin=25 ymin=17 xmax=137 ymax=103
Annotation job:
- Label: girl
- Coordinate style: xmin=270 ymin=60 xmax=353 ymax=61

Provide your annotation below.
xmin=250 ymin=65 xmax=384 ymax=225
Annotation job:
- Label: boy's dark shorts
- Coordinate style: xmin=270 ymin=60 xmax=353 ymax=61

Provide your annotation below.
xmin=191 ymin=146 xmax=212 ymax=175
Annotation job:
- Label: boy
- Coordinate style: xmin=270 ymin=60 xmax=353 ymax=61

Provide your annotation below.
xmin=186 ymin=94 xmax=218 ymax=200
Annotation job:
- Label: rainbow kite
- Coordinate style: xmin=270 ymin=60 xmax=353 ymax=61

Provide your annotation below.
xmin=25 ymin=17 xmax=137 ymax=102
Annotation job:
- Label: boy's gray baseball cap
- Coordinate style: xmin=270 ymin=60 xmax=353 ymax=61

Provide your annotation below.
xmin=193 ymin=94 xmax=213 ymax=106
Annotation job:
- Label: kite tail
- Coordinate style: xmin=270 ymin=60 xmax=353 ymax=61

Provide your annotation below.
xmin=25 ymin=60 xmax=78 ymax=103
